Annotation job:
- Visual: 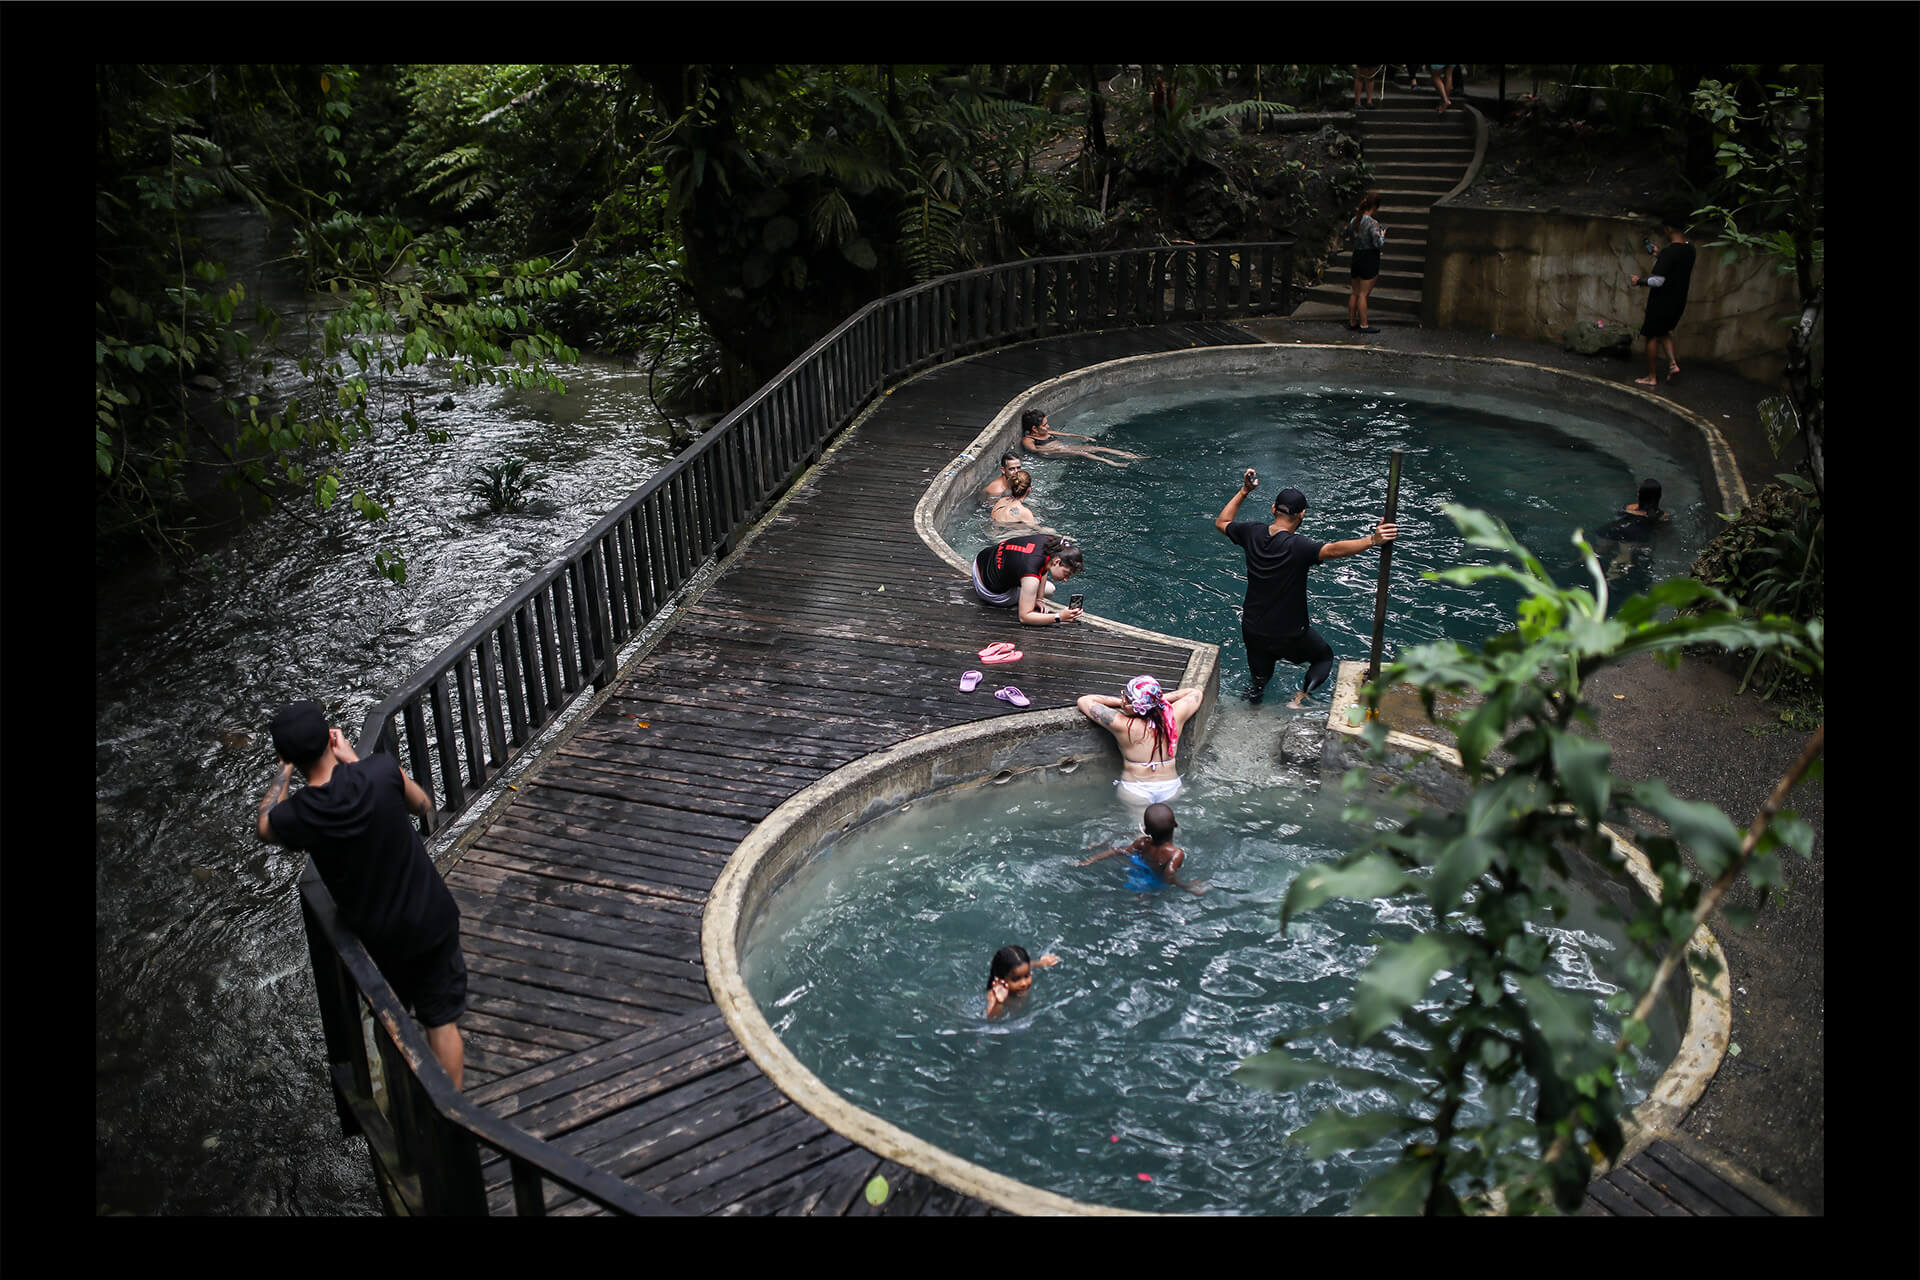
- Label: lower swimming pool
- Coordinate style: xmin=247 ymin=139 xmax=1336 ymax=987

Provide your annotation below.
xmin=739 ymin=758 xmax=1676 ymax=1215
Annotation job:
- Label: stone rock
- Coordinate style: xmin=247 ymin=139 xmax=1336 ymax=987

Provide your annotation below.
xmin=437 ymin=395 xmax=456 ymax=411
xmin=1564 ymin=319 xmax=1631 ymax=358
xmin=1278 ymin=718 xmax=1325 ymax=765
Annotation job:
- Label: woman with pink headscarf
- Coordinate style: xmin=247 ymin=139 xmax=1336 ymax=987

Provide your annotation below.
xmin=1076 ymin=674 xmax=1203 ymax=806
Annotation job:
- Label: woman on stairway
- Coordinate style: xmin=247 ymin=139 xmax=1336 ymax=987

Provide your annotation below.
xmin=1345 ymin=191 xmax=1387 ymax=335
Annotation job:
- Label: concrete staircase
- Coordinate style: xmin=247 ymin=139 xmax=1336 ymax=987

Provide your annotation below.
xmin=1302 ymin=89 xmax=1478 ymax=324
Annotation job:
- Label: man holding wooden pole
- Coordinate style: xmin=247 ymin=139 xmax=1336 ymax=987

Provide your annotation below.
xmin=1214 ymin=469 xmax=1398 ymax=708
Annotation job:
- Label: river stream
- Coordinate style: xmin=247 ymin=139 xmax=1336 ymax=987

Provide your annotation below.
xmin=94 ymin=211 xmax=681 ymax=1214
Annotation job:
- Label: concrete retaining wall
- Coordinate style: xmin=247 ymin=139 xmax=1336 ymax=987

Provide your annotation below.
xmin=916 ymin=342 xmax=1748 ymax=528
xmin=1421 ymin=203 xmax=1800 ymax=385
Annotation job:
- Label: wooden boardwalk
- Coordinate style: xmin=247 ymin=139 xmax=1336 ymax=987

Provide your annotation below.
xmin=437 ymin=320 xmax=1778 ymax=1217
xmin=444 ymin=323 xmax=1253 ymax=1214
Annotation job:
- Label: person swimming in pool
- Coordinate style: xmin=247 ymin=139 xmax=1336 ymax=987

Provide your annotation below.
xmin=990 ymin=469 xmax=1042 ymax=528
xmin=1595 ymin=477 xmax=1672 ymax=581
xmin=984 ymin=944 xmax=1060 ymax=1018
xmin=1076 ymin=674 xmax=1202 ymax=807
xmin=1020 ymin=406 xmax=1145 ymax=467
xmin=982 ymin=449 xmax=1024 ymax=498
xmin=1078 ymin=802 xmax=1206 ymax=895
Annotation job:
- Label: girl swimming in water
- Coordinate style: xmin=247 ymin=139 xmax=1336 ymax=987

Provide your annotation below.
xmin=984 ymin=944 xmax=1060 ymax=1018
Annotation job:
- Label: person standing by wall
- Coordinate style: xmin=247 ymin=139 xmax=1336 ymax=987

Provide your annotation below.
xmin=255 ymin=700 xmax=468 ymax=1090
xmin=1631 ymin=215 xmax=1697 ymax=388
xmin=1213 ymin=469 xmax=1397 ymax=708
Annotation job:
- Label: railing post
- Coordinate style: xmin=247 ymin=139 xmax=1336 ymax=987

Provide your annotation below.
xmin=581 ymin=541 xmax=619 ymax=692
xmin=300 ymin=869 xmax=367 ymax=1138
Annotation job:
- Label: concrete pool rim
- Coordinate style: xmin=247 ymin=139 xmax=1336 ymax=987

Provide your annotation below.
xmin=912 ymin=342 xmax=1749 ymax=575
xmin=701 ymin=706 xmax=1732 ymax=1217
xmin=703 ymin=342 xmax=1734 ymax=1215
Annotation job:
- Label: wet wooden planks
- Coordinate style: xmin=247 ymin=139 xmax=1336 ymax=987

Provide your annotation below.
xmin=445 ymin=323 xmax=1254 ymax=1207
xmin=1581 ymin=1140 xmax=1778 ymax=1216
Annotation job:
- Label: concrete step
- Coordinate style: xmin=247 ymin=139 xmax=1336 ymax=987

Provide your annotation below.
xmin=1366 ymin=159 xmax=1474 ymax=177
xmin=1363 ymin=146 xmax=1475 ymax=164
xmin=1367 ymin=172 xmax=1462 ymax=193
xmin=1377 ymin=213 xmax=1433 ymax=236
xmin=1358 ymin=123 xmax=1475 ymax=142
xmin=1300 ymin=282 xmax=1423 ymax=317
xmin=1326 ymin=259 xmax=1426 ymax=292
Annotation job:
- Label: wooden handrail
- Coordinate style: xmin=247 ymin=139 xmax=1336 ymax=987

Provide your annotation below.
xmin=299 ymin=864 xmax=681 ymax=1215
xmin=319 ymin=239 xmax=1294 ymax=1213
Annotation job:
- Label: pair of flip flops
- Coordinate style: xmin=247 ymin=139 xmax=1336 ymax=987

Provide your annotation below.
xmin=978 ymin=642 xmax=1023 ymax=664
xmin=957 ymin=669 xmax=1030 ymax=706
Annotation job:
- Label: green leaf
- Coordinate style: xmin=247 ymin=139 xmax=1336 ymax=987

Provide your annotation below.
xmin=1429 ymin=836 xmax=1499 ymax=915
xmin=1282 ymin=854 xmax=1412 ymax=925
xmin=1349 ymin=1152 xmax=1438 ymax=1216
xmin=1288 ymin=1106 xmax=1422 ymax=1160
xmin=1628 ymin=780 xmax=1744 ymax=879
xmin=1550 ymin=731 xmax=1613 ymax=823
xmin=1233 ymin=1048 xmax=1414 ymax=1097
xmin=1512 ymin=974 xmax=1596 ymax=1063
xmin=1352 ymin=935 xmax=1455 ymax=1042
xmin=842 ymin=237 xmax=878 ymax=271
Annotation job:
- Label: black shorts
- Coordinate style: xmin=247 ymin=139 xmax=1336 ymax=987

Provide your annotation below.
xmin=382 ymin=930 xmax=468 ymax=1028
xmin=1351 ymin=248 xmax=1381 ymax=282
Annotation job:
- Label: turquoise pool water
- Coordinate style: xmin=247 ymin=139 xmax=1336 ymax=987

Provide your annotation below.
xmin=736 ymin=377 xmax=1696 ymax=1213
xmin=742 ymin=762 xmax=1674 ymax=1215
xmin=951 ymin=381 xmax=1710 ymax=688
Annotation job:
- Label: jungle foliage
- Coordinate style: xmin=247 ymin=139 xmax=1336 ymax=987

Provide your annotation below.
xmin=96 ymin=63 xmax=1378 ymax=576
xmin=96 ymin=64 xmax=583 ymax=581
xmin=1236 ymin=507 xmax=1822 ymax=1214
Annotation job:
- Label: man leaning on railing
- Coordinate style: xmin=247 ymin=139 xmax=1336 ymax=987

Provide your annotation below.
xmin=255 ymin=700 xmax=468 ymax=1090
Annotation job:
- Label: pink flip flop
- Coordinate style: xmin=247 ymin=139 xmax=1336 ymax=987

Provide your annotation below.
xmin=995 ymin=686 xmax=1031 ymax=707
xmin=959 ymin=670 xmax=983 ymax=692
xmin=978 ymin=642 xmax=1016 ymax=662
xmin=982 ymin=649 xmax=1023 ymax=664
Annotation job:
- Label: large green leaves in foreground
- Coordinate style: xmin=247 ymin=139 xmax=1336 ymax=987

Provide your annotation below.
xmin=1233 ymin=505 xmax=1820 ymax=1214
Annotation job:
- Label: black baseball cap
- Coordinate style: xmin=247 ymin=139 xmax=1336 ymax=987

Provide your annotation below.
xmin=270 ymin=699 xmax=331 ymax=764
xmin=1273 ymin=487 xmax=1308 ymax=515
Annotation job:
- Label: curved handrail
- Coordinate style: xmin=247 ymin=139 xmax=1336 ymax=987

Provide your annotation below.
xmin=354 ymin=241 xmax=1296 ymax=838
xmin=320 ymin=238 xmax=1294 ymax=1215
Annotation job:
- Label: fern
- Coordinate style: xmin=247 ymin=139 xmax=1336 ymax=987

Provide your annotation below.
xmin=895 ymin=195 xmax=965 ymax=283
xmin=410 ymin=144 xmax=499 ymax=214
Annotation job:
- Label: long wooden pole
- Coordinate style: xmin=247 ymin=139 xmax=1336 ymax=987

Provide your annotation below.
xmin=1365 ymin=449 xmax=1404 ymax=691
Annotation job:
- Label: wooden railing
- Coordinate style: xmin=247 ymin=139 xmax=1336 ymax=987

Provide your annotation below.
xmin=348 ymin=241 xmax=1294 ymax=832
xmin=300 ymin=866 xmax=679 ymax=1215
xmin=309 ymin=239 xmax=1294 ymax=1214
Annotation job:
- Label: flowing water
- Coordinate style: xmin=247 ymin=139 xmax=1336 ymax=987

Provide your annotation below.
xmin=94 ymin=211 xmax=683 ymax=1214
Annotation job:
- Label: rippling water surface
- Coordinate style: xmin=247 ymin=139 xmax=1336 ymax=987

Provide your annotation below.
xmin=949 ymin=381 xmax=1710 ymax=673
xmin=95 ymin=243 xmax=681 ymax=1212
xmin=743 ymin=758 xmax=1673 ymax=1215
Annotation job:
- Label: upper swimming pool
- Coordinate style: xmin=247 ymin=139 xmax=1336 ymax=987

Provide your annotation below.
xmin=947 ymin=378 xmax=1710 ymax=683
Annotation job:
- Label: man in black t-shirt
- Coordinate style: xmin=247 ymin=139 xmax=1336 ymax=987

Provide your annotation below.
xmin=255 ymin=699 xmax=467 ymax=1089
xmin=1630 ymin=215 xmax=1697 ymax=389
xmin=1214 ymin=469 xmax=1397 ymax=707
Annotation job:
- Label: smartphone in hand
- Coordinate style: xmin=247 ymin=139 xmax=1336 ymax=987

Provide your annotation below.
xmin=1068 ymin=594 xmax=1084 ymax=610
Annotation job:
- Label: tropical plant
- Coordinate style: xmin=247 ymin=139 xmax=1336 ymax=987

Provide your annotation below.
xmin=1235 ymin=505 xmax=1821 ymax=1214
xmin=95 ymin=64 xmax=584 ymax=581
xmin=1688 ymin=66 xmax=1823 ymax=307
xmin=465 ymin=455 xmax=545 ymax=514
xmin=1688 ymin=476 xmax=1824 ymax=703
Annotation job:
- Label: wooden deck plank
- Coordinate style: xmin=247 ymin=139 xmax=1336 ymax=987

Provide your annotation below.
xmin=451 ymin=322 xmax=1257 ymax=1216
xmin=1642 ymin=1140 xmax=1772 ymax=1216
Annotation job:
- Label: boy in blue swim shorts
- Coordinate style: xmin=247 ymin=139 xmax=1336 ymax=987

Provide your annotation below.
xmin=1078 ymin=803 xmax=1206 ymax=895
